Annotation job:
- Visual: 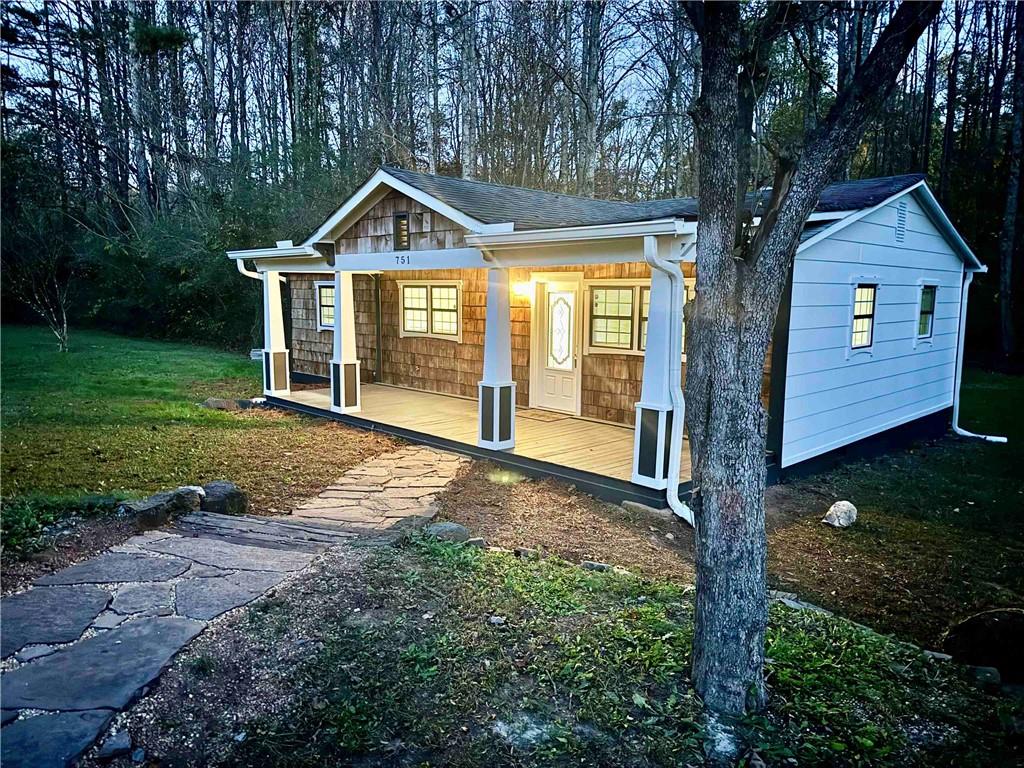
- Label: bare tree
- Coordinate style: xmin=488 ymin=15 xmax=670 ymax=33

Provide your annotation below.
xmin=680 ymin=0 xmax=941 ymax=745
xmin=998 ymin=4 xmax=1022 ymax=365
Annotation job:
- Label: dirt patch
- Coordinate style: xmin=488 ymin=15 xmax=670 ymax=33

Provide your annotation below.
xmin=1 ymin=515 xmax=137 ymax=594
xmin=434 ymin=461 xmax=696 ymax=581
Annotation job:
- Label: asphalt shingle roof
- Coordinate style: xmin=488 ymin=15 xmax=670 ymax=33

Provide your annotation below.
xmin=383 ymin=166 xmax=925 ymax=231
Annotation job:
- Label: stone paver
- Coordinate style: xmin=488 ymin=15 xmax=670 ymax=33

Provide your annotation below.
xmin=0 ymin=444 xmax=467 ymax=767
xmin=1 ymin=586 xmax=110 ymax=658
xmin=0 ymin=711 xmax=115 ymax=768
xmin=1 ymin=617 xmax=205 ymax=711
xmin=35 ymin=551 xmax=190 ymax=586
xmin=175 ymin=571 xmax=283 ymax=620
xmin=286 ymin=446 xmax=467 ymax=531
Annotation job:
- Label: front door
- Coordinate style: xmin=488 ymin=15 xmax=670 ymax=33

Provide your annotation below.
xmin=532 ymin=276 xmax=580 ymax=414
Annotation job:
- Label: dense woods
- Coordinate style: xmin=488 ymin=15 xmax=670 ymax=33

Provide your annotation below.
xmin=0 ymin=1 xmax=1020 ymax=362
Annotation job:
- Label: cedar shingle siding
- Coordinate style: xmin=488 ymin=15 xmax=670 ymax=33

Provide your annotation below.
xmin=287 ymin=191 xmax=771 ymax=426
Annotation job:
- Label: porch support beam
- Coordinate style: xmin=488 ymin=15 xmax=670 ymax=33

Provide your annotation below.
xmin=262 ymin=270 xmax=290 ymax=396
xmin=632 ymin=243 xmax=680 ymax=489
xmin=330 ymin=271 xmax=361 ymax=413
xmin=478 ymin=268 xmax=515 ymax=450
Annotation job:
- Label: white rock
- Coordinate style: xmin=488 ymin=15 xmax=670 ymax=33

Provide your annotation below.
xmin=821 ymin=500 xmax=857 ymax=528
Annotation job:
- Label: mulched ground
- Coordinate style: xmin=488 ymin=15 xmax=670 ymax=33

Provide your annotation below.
xmin=434 ymin=462 xmax=697 ymax=582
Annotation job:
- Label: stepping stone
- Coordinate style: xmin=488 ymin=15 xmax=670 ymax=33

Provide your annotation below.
xmin=112 ymin=583 xmax=174 ymax=615
xmin=14 ymin=644 xmax=55 ymax=662
xmin=91 ymin=611 xmax=126 ymax=630
xmin=1 ymin=616 xmax=204 ymax=711
xmin=143 ymin=535 xmax=316 ymax=572
xmin=1 ymin=586 xmax=110 ymax=658
xmin=0 ymin=709 xmax=114 ymax=768
xmin=35 ymin=552 xmax=190 ymax=586
xmin=175 ymin=571 xmax=283 ymax=620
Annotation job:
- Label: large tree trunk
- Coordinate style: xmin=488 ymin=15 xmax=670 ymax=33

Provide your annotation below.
xmin=576 ymin=0 xmax=602 ymax=196
xmin=683 ymin=1 xmax=942 ymax=734
xmin=998 ymin=6 xmax=1023 ymax=364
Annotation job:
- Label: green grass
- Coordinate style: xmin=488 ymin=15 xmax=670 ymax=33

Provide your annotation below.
xmin=1 ymin=325 xmax=392 ymax=554
xmin=226 ymin=539 xmax=1021 ymax=767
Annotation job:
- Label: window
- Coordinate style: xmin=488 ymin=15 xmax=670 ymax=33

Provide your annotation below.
xmin=851 ymin=284 xmax=877 ymax=349
xmin=587 ymin=279 xmax=696 ymax=356
xmin=590 ymin=287 xmax=635 ymax=349
xmin=394 ymin=212 xmax=410 ymax=251
xmin=918 ymin=285 xmax=936 ymax=339
xmin=315 ymin=281 xmax=335 ymax=330
xmin=399 ymin=281 xmax=461 ymax=340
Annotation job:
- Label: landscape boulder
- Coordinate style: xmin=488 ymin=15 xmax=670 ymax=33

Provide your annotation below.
xmin=423 ymin=521 xmax=470 ymax=543
xmin=201 ymin=481 xmax=248 ymax=516
xmin=942 ymin=608 xmax=1024 ymax=684
xmin=120 ymin=486 xmax=204 ymax=530
xmin=821 ymin=500 xmax=858 ymax=528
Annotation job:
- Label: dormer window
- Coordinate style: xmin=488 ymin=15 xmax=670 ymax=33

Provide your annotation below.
xmin=394 ymin=212 xmax=410 ymax=251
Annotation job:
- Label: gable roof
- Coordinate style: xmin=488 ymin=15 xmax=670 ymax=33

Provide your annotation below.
xmin=382 ymin=166 xmax=925 ymax=232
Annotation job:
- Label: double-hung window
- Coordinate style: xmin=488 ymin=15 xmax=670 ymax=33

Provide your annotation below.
xmin=917 ymin=285 xmax=936 ymax=339
xmin=315 ymin=281 xmax=335 ymax=330
xmin=587 ymin=279 xmax=695 ymax=356
xmin=399 ymin=281 xmax=462 ymax=341
xmin=851 ymin=284 xmax=877 ymax=349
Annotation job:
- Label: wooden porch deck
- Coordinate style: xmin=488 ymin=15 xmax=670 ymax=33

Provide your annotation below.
xmin=285 ymin=383 xmax=692 ymax=485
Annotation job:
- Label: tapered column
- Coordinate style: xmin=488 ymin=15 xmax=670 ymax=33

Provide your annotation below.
xmin=262 ymin=270 xmax=290 ymax=396
xmin=330 ymin=271 xmax=361 ymax=413
xmin=632 ymin=261 xmax=678 ymax=489
xmin=478 ymin=268 xmax=515 ymax=450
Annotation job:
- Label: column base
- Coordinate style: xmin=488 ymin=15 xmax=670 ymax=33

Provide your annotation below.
xmin=330 ymin=360 xmax=362 ymax=413
xmin=631 ymin=401 xmax=674 ymax=489
xmin=263 ymin=349 xmax=290 ymax=396
xmin=478 ymin=381 xmax=516 ymax=450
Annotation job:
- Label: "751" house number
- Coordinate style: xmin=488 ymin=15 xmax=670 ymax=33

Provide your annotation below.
xmin=394 ymin=254 xmax=412 ymax=265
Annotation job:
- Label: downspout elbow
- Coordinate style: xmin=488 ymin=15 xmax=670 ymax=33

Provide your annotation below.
xmin=643 ymin=236 xmax=694 ymax=526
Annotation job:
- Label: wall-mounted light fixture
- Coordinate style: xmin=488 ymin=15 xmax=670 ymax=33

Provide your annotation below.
xmin=512 ymin=281 xmax=534 ymax=300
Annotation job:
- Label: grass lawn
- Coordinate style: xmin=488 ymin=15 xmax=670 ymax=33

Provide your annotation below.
xmin=436 ymin=369 xmax=1024 ymax=649
xmin=0 ymin=325 xmax=394 ymax=559
xmin=106 ymin=537 xmax=1022 ymax=767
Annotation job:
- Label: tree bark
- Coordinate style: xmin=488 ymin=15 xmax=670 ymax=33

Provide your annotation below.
xmin=683 ymin=0 xmax=941 ymax=726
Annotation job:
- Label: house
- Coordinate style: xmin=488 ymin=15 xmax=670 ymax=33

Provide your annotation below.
xmin=227 ymin=167 xmax=986 ymax=511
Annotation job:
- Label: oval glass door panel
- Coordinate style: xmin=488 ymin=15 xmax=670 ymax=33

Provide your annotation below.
xmin=547 ymin=291 xmax=574 ymax=371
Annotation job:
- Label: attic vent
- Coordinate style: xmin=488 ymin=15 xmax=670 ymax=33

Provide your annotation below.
xmin=895 ymin=201 xmax=908 ymax=243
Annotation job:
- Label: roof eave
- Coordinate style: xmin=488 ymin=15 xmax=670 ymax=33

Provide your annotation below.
xmin=466 ymin=218 xmax=695 ymax=249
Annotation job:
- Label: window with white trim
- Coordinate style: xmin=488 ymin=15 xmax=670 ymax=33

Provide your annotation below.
xmin=851 ymin=284 xmax=877 ymax=349
xmin=917 ymin=285 xmax=936 ymax=339
xmin=399 ymin=281 xmax=462 ymax=341
xmin=315 ymin=281 xmax=335 ymax=330
xmin=586 ymin=279 xmax=695 ymax=356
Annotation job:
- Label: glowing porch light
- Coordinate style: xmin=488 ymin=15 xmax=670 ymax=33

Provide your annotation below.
xmin=512 ymin=281 xmax=534 ymax=300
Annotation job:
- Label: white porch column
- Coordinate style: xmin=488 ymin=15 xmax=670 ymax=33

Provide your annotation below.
xmin=478 ymin=267 xmax=516 ymax=450
xmin=632 ymin=244 xmax=681 ymax=489
xmin=330 ymin=270 xmax=361 ymax=413
xmin=262 ymin=270 xmax=290 ymax=396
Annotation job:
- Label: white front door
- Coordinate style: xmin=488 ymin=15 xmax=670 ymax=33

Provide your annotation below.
xmin=532 ymin=276 xmax=581 ymax=414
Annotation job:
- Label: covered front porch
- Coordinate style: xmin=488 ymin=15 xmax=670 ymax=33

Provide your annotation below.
xmin=284 ymin=382 xmax=692 ymax=486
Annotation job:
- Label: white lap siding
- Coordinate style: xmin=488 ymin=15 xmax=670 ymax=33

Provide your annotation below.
xmin=780 ymin=193 xmax=964 ymax=467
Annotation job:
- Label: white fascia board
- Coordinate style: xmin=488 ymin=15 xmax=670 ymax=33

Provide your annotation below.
xmin=805 ymin=210 xmax=857 ymax=222
xmin=226 ymin=245 xmax=317 ymax=260
xmin=796 ymin=180 xmax=982 ymax=271
xmin=333 ymin=247 xmax=489 ymax=272
xmin=302 ymin=169 xmax=513 ymax=245
xmin=910 ymin=184 xmax=984 ymax=271
xmin=466 ymin=218 xmax=685 ymax=249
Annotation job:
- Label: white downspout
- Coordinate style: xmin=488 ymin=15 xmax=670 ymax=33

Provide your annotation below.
xmin=236 ymin=259 xmax=287 ymax=283
xmin=952 ymin=270 xmax=1007 ymax=443
xmin=644 ymin=238 xmax=694 ymax=525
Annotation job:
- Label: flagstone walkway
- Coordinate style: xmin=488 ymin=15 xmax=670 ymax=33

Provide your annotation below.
xmin=0 ymin=446 xmax=467 ymax=768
